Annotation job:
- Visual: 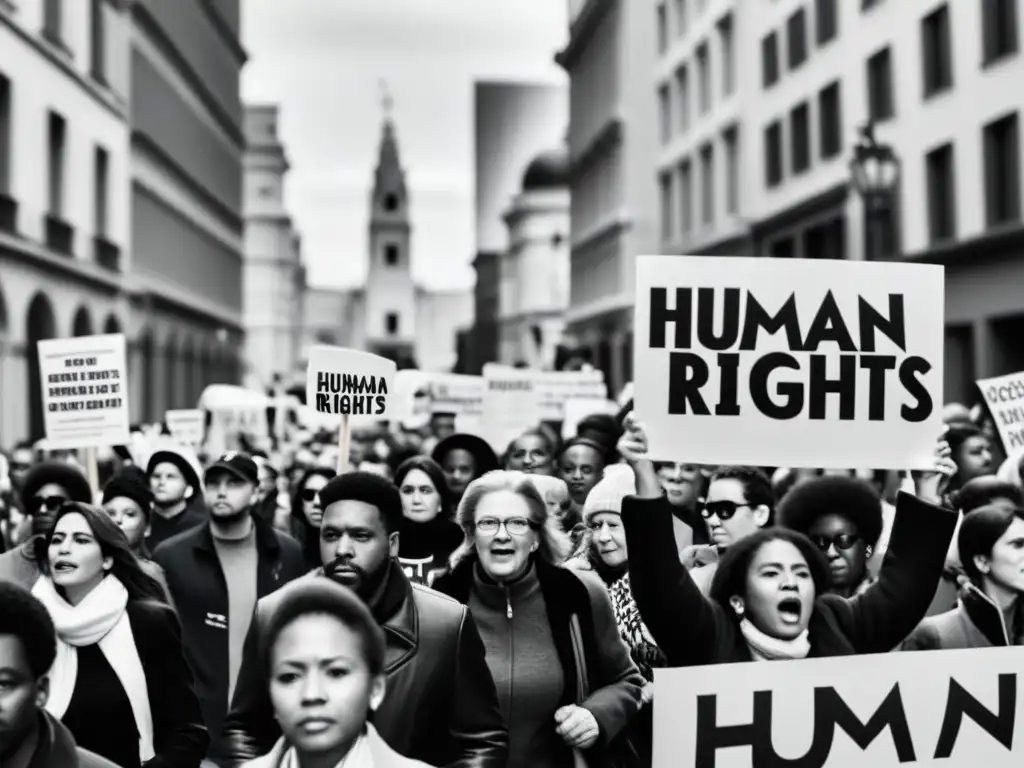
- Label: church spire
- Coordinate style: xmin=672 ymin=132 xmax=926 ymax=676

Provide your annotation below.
xmin=373 ymin=81 xmax=405 ymax=203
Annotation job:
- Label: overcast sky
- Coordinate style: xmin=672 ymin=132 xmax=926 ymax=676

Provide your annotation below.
xmin=241 ymin=0 xmax=568 ymax=292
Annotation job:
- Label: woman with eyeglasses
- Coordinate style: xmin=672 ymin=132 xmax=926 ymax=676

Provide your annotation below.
xmin=393 ymin=456 xmax=463 ymax=586
xmin=902 ymin=503 xmax=1024 ymax=650
xmin=678 ymin=466 xmax=775 ymax=595
xmin=617 ymin=413 xmax=960 ymax=666
xmin=30 ymin=502 xmax=208 ymax=767
xmin=776 ymin=475 xmax=884 ymax=598
xmin=289 ymin=467 xmax=336 ymax=571
xmin=432 ymin=470 xmax=644 ymax=768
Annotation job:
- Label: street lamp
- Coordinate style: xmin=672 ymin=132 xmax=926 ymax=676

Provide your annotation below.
xmin=849 ymin=122 xmax=901 ymax=261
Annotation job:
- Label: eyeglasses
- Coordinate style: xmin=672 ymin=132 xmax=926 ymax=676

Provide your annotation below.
xmin=811 ymin=533 xmax=860 ymax=552
xmin=475 ymin=517 xmax=533 ymax=537
xmin=301 ymin=489 xmax=320 ymax=502
xmin=29 ymin=496 xmax=68 ymax=515
xmin=699 ymin=500 xmax=751 ymax=521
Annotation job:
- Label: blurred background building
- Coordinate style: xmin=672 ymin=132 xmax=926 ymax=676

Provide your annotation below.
xmin=302 ymin=113 xmax=472 ymax=373
xmin=242 ymin=103 xmax=305 ymax=391
xmin=464 ymin=80 xmax=568 ymax=374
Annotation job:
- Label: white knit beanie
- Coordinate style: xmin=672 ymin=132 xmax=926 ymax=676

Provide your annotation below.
xmin=582 ymin=464 xmax=637 ymax=525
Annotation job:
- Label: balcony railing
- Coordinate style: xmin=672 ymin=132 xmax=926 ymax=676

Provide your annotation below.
xmin=94 ymin=235 xmax=121 ymax=271
xmin=0 ymin=193 xmax=16 ymax=233
xmin=44 ymin=213 xmax=74 ymax=256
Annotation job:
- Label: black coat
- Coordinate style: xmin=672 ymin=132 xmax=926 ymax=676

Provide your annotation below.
xmin=151 ymin=516 xmax=306 ymax=751
xmin=217 ymin=561 xmax=508 ymax=768
xmin=622 ymin=490 xmax=957 ymax=665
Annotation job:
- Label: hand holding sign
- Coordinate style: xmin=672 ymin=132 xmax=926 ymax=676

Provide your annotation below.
xmin=306 ymin=346 xmax=397 ymax=474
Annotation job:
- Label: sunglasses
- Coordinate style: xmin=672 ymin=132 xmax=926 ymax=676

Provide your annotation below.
xmin=811 ymin=533 xmax=861 ymax=552
xmin=29 ymin=496 xmax=68 ymax=515
xmin=301 ymin=488 xmax=320 ymax=502
xmin=698 ymin=500 xmax=751 ymax=521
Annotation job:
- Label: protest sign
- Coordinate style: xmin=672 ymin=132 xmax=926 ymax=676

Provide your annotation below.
xmin=654 ymin=646 xmax=1024 ymax=768
xmin=535 ymin=370 xmax=607 ymax=421
xmin=37 ymin=334 xmax=130 ymax=451
xmin=977 ymin=371 xmax=1024 ymax=452
xmin=165 ymin=409 xmax=206 ymax=449
xmin=482 ymin=365 xmax=538 ymax=451
xmin=634 ymin=256 xmax=945 ymax=470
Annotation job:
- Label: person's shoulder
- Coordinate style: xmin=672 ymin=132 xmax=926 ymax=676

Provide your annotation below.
xmin=152 ymin=525 xmax=206 ymax=558
xmin=411 ymin=582 xmax=468 ymax=618
xmin=77 ymin=746 xmax=123 ymax=768
xmin=126 ymin=598 xmax=180 ymax=640
xmin=273 ymin=528 xmax=303 ymax=555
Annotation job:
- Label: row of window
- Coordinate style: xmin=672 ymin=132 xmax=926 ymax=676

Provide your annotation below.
xmin=926 ymin=112 xmax=1021 ymax=244
xmin=657 ymin=12 xmax=735 ymax=144
xmin=39 ymin=0 xmax=111 ymax=86
xmin=658 ymin=126 xmax=740 ymax=242
xmin=762 ymin=0 xmax=839 ymax=91
xmin=763 ymin=81 xmax=843 ymax=188
xmin=0 ymin=73 xmax=112 ymax=252
xmin=656 ymin=0 xmax=711 ymax=53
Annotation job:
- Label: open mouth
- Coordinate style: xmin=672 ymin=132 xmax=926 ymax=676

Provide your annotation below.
xmin=490 ymin=548 xmax=515 ymax=559
xmin=53 ymin=561 xmax=77 ymax=573
xmin=777 ymin=597 xmax=802 ymax=624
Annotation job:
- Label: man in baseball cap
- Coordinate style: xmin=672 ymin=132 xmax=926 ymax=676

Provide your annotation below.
xmin=152 ymin=451 xmax=305 ymax=760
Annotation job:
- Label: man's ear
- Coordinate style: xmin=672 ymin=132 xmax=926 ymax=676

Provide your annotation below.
xmin=184 ymin=485 xmax=194 ymax=500
xmin=36 ymin=675 xmax=50 ymax=709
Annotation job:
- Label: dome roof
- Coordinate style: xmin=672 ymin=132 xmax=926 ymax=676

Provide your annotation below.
xmin=522 ymin=146 xmax=570 ymax=190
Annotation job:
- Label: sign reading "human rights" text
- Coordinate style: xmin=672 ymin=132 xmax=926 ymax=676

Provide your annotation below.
xmin=306 ymin=346 xmax=396 ymax=419
xmin=633 ymin=256 xmax=945 ymax=470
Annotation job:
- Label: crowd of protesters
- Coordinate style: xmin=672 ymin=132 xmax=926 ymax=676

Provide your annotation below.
xmin=1 ymin=392 xmax=1021 ymax=768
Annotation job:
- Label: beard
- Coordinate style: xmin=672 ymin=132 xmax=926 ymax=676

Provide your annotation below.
xmin=209 ymin=506 xmax=250 ymax=527
xmin=322 ymin=552 xmax=390 ymax=600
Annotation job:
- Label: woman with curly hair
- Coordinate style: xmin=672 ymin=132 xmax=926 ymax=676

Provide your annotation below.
xmin=776 ymin=475 xmax=884 ymax=598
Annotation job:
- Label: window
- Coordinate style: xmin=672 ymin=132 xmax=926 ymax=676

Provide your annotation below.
xmin=43 ymin=0 xmax=63 ymax=45
xmin=657 ymin=3 xmax=668 ymax=53
xmin=866 ymin=47 xmax=895 ymax=121
xmin=47 ymin=111 xmax=66 ymax=216
xmin=790 ymin=102 xmax=811 ymax=174
xmin=385 ymin=313 xmax=399 ymax=335
xmin=679 ymin=159 xmax=693 ymax=233
xmin=925 ymin=143 xmax=956 ymax=242
xmin=816 ymin=0 xmax=839 ymax=45
xmin=658 ymin=84 xmax=671 ymax=144
xmin=982 ymin=0 xmax=1018 ymax=65
xmin=983 ymin=112 xmax=1021 ymax=227
xmin=765 ymin=121 xmax=784 ymax=188
xmin=659 ymin=172 xmax=674 ymax=240
xmin=718 ymin=14 xmax=735 ymax=96
xmin=921 ymin=5 xmax=953 ymax=97
xmin=384 ymin=244 xmax=399 ymax=266
xmin=787 ymin=9 xmax=808 ymax=70
xmin=90 ymin=0 xmax=105 ymax=83
xmin=696 ymin=42 xmax=710 ymax=113
xmin=762 ymin=32 xmax=780 ymax=88
xmin=675 ymin=0 xmax=688 ymax=36
xmin=700 ymin=143 xmax=714 ymax=225
xmin=0 ymin=74 xmax=10 ymax=194
xmin=383 ymin=193 xmax=398 ymax=211
xmin=94 ymin=146 xmax=109 ymax=237
xmin=676 ymin=65 xmax=690 ymax=133
xmin=770 ymin=238 xmax=796 ymax=259
xmin=818 ymin=81 xmax=842 ymax=159
xmin=862 ymin=0 xmax=883 ymax=9
xmin=723 ymin=126 xmax=739 ymax=214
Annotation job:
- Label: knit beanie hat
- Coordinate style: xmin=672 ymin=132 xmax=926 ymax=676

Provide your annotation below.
xmin=102 ymin=466 xmax=155 ymax=515
xmin=318 ymin=471 xmax=403 ymax=533
xmin=582 ymin=464 xmax=637 ymax=526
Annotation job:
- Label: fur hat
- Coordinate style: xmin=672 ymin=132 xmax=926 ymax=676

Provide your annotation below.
xmin=20 ymin=462 xmax=92 ymax=507
xmin=582 ymin=464 xmax=636 ymax=525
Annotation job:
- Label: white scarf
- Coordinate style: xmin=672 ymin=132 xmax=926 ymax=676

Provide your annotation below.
xmin=279 ymin=728 xmax=374 ymax=768
xmin=31 ymin=575 xmax=156 ymax=762
xmin=739 ymin=617 xmax=811 ymax=661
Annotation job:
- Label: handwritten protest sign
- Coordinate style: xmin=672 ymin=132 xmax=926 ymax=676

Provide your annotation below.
xmin=165 ymin=409 xmax=205 ymax=449
xmin=654 ymin=646 xmax=1024 ymax=768
xmin=634 ymin=256 xmax=944 ymax=470
xmin=306 ymin=346 xmax=396 ymax=420
xmin=37 ymin=334 xmax=130 ymax=450
xmin=977 ymin=371 xmax=1024 ymax=452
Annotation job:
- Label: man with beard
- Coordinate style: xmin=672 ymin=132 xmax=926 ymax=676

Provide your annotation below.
xmin=0 ymin=463 xmax=93 ymax=587
xmin=153 ymin=452 xmax=306 ymax=766
xmin=218 ymin=472 xmax=507 ymax=768
xmin=146 ymin=444 xmax=207 ymax=549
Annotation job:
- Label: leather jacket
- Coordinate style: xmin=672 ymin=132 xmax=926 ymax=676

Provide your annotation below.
xmin=217 ymin=561 xmax=508 ymax=768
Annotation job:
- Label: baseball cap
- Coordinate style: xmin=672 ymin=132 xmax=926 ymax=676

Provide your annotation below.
xmin=206 ymin=452 xmax=259 ymax=485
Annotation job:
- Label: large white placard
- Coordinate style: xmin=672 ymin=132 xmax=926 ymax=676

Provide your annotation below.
xmin=165 ymin=409 xmax=206 ymax=449
xmin=306 ymin=346 xmax=397 ymax=420
xmin=634 ymin=256 xmax=945 ymax=470
xmin=654 ymin=646 xmax=1024 ymax=768
xmin=37 ymin=334 xmax=130 ymax=449
xmin=977 ymin=371 xmax=1024 ymax=452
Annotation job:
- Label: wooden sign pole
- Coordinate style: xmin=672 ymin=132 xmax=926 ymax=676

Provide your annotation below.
xmin=337 ymin=415 xmax=351 ymax=475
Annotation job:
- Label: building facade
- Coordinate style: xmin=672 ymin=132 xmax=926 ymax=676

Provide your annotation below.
xmin=127 ymin=0 xmax=248 ymax=421
xmin=465 ymin=80 xmax=568 ymax=374
xmin=303 ymin=117 xmax=472 ymax=373
xmin=0 ymin=0 xmax=133 ymax=443
xmin=557 ymin=0 xmax=659 ymax=397
xmin=498 ymin=147 xmax=571 ymax=368
xmin=242 ymin=104 xmax=305 ymax=390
